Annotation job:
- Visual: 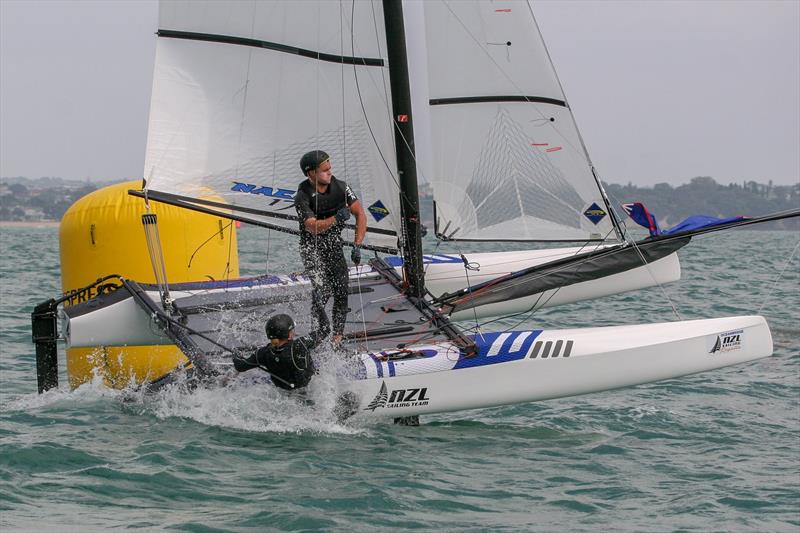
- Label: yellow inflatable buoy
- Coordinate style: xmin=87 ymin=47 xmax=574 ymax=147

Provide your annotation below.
xmin=60 ymin=181 xmax=239 ymax=389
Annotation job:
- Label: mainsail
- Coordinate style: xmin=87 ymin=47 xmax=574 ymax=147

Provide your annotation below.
xmin=141 ymin=0 xmax=402 ymax=252
xmin=423 ymin=0 xmax=621 ymax=242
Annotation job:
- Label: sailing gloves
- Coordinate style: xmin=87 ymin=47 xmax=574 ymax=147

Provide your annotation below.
xmin=333 ymin=207 xmax=359 ymax=263
xmin=335 ymin=207 xmax=351 ymax=224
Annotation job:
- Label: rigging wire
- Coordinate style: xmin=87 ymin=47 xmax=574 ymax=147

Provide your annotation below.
xmin=444 ymin=225 xmax=686 ymax=324
xmin=429 ymin=1 xmax=623 ymax=239
xmin=446 ymin=229 xmax=612 ymax=307
xmin=224 ymin=2 xmax=258 ymax=287
xmin=438 ymin=0 xmax=586 ymax=173
xmin=312 ymin=0 xmax=322 ymax=336
xmin=757 ymin=239 xmax=800 ymax=315
xmin=459 ymin=252 xmax=486 ymax=342
xmin=455 ymin=236 xmax=621 ymax=335
xmin=343 ymin=0 xmax=371 ymax=352
xmin=147 ymin=306 xmax=298 ymax=389
xmin=349 ymin=1 xmax=426 ymax=221
xmin=435 ymin=233 xmax=604 ymax=342
xmin=265 ymin=152 xmax=278 ymax=274
xmin=522 ymin=0 xmax=622 ymax=237
xmin=350 ymin=1 xmax=615 ymax=255
xmin=439 ymin=3 xmax=571 ymax=147
xmin=612 ymin=217 xmax=684 ymax=320
xmin=224 ymin=215 xmax=235 ymax=283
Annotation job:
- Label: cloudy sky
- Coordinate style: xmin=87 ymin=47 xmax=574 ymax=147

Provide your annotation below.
xmin=1 ymin=0 xmax=798 ymax=186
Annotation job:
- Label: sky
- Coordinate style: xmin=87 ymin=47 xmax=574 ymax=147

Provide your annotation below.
xmin=0 ymin=0 xmax=798 ymax=187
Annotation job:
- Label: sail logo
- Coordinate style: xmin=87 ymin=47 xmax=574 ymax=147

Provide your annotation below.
xmin=231 ymin=182 xmax=296 ymax=201
xmin=583 ymin=203 xmax=607 ymax=225
xmin=367 ymin=200 xmax=390 ymax=222
xmin=364 ymin=381 xmax=430 ymax=411
xmin=709 ymin=329 xmax=743 ymax=354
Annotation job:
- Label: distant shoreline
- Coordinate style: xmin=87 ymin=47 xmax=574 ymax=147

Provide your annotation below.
xmin=0 ymin=219 xmax=794 ymax=232
xmin=0 ymin=220 xmax=59 ymax=228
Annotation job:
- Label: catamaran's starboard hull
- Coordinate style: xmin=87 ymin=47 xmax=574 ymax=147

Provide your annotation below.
xmin=348 ymin=316 xmax=772 ymax=418
xmin=64 ymin=248 xmax=680 ymax=348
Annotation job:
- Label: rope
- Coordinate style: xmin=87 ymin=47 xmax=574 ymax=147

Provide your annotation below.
xmin=141 ymin=214 xmax=172 ymax=310
xmin=757 ymin=239 xmax=800 ymax=315
xmin=139 ymin=291 xmax=298 ymax=388
xmin=186 ymin=221 xmax=233 ymax=269
xmin=455 ymin=251 xmax=485 ymax=342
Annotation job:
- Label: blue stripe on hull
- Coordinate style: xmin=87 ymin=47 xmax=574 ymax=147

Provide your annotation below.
xmin=453 ymin=330 xmax=543 ymax=370
xmin=383 ymin=254 xmax=463 ymax=267
xmin=371 ymin=356 xmax=383 ymax=378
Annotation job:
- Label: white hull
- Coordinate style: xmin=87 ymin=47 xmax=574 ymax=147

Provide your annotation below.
xmin=348 ymin=316 xmax=772 ymax=418
xmin=65 ymin=247 xmax=681 ymax=348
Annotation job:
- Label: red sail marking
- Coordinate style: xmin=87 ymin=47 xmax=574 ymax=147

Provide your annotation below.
xmin=495 ymin=9 xmax=512 ymax=13
xmin=530 ymin=143 xmax=549 ymax=147
xmin=545 ymin=147 xmax=562 ymax=153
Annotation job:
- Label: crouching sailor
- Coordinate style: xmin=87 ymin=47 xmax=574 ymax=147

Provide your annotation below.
xmin=232 ymin=314 xmax=324 ymax=390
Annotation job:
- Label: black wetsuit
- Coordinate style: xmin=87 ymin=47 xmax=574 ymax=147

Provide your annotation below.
xmin=232 ymin=332 xmax=325 ymax=390
xmin=294 ymin=176 xmax=357 ymax=337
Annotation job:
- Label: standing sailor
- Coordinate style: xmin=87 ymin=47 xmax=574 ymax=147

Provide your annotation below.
xmin=294 ymin=150 xmax=367 ymax=342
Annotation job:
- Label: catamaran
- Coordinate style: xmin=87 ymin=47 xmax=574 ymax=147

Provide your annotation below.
xmin=32 ymin=0 xmax=797 ymax=421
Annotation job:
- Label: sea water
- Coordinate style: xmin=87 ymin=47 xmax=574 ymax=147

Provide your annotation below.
xmin=1 ymin=226 xmax=798 ymax=531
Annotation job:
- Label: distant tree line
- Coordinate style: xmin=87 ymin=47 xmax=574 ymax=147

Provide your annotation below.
xmin=0 ymin=179 xmax=102 ymax=221
xmin=1 ymin=176 xmax=797 ymax=230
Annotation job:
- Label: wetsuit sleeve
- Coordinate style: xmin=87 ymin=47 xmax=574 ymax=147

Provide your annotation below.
xmin=298 ymin=330 xmax=325 ymax=351
xmin=294 ymin=187 xmax=315 ymax=221
xmin=232 ymin=348 xmax=262 ymax=372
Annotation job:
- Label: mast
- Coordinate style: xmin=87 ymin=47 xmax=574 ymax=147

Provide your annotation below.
xmin=382 ymin=0 xmax=425 ymax=298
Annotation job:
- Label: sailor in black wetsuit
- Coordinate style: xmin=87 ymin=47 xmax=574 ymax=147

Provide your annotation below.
xmin=232 ymin=314 xmax=324 ymax=390
xmin=294 ymin=150 xmax=367 ymax=342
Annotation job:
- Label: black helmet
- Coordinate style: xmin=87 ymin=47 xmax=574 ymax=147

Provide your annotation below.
xmin=265 ymin=314 xmax=295 ymax=340
xmin=299 ymin=150 xmax=330 ymax=175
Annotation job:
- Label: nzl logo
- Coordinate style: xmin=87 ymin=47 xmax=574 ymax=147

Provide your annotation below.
xmin=364 ymin=381 xmax=430 ymax=411
xmin=231 ymin=182 xmax=296 ymax=202
xmin=709 ymin=329 xmax=743 ymax=354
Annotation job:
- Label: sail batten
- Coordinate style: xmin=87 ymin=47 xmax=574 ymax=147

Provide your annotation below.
xmin=430 ymin=96 xmax=567 ymax=107
xmin=157 ymin=29 xmax=386 ymax=67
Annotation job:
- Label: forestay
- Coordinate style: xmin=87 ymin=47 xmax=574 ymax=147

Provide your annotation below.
xmin=424 ymin=0 xmax=620 ymax=242
xmin=142 ymin=0 xmax=401 ymax=251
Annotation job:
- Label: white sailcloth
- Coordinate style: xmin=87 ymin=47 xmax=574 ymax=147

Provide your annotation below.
xmin=143 ymin=0 xmax=402 ymax=251
xmin=423 ymin=0 xmax=619 ymax=242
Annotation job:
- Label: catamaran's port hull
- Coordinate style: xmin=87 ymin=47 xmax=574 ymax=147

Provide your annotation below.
xmin=349 ymin=316 xmax=772 ymax=418
xmin=65 ymin=248 xmax=681 ymax=349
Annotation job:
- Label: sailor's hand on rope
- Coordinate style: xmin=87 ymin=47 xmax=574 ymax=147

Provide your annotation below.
xmin=335 ymin=207 xmax=351 ymax=224
xmin=351 ymin=244 xmax=361 ymax=265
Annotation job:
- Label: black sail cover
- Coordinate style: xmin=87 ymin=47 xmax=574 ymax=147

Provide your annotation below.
xmin=435 ymin=237 xmax=691 ymax=314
